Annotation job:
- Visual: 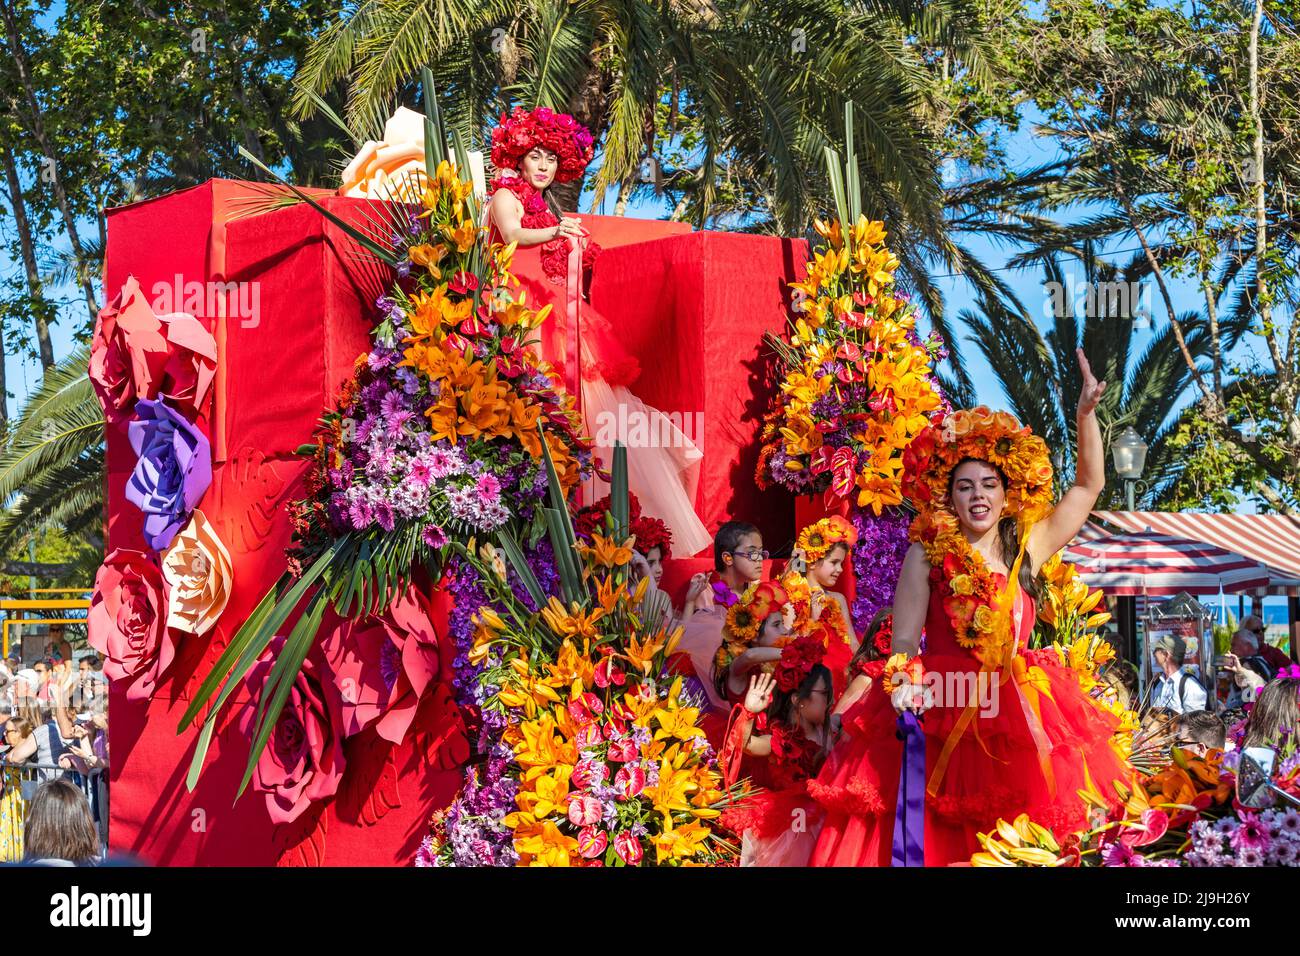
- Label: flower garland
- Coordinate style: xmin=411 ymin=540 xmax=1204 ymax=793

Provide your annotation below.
xmin=909 ymin=508 xmax=1015 ymax=668
xmin=757 ymin=216 xmax=949 ymax=513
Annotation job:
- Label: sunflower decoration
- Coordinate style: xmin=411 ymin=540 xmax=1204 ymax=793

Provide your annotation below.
xmin=795 ymin=515 xmax=858 ymax=564
xmin=715 ymin=580 xmax=791 ymax=675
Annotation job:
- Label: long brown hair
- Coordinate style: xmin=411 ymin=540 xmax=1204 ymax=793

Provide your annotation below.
xmin=1242 ymin=678 xmax=1300 ymax=751
xmin=849 ymin=606 xmax=893 ymax=672
xmin=947 ymin=457 xmax=1039 ymax=600
xmin=24 ymin=779 xmax=100 ymax=864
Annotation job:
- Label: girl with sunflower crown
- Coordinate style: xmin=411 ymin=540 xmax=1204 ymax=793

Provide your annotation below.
xmin=485 ymin=106 xmax=711 ymax=559
xmin=809 ymin=350 xmax=1135 ymax=867
xmin=783 ymin=515 xmax=860 ymax=697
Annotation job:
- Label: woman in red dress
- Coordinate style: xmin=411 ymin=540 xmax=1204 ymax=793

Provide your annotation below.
xmin=809 ymin=350 xmax=1134 ymax=866
xmin=485 ymin=107 xmax=710 ymax=557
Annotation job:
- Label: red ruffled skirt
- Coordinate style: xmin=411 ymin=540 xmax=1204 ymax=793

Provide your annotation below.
xmin=809 ymin=649 xmax=1132 ymax=867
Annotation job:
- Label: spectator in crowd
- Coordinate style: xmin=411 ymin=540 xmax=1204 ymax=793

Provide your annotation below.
xmin=1241 ymin=672 xmax=1300 ymax=753
xmin=1240 ymin=614 xmax=1293 ymax=671
xmin=1173 ymin=709 xmax=1227 ymax=756
xmin=1 ymin=714 xmax=36 ymax=862
xmin=16 ymin=697 xmax=68 ymax=782
xmin=22 ymin=779 xmax=100 ymax=866
xmin=1220 ymin=627 xmax=1276 ymax=710
xmin=1150 ymin=635 xmax=1208 ymax=713
xmin=76 ymin=656 xmax=105 ymax=713
xmin=30 ymin=660 xmax=49 ymax=701
xmin=58 ymin=711 xmax=108 ymax=775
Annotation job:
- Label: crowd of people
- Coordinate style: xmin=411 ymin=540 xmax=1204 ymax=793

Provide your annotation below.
xmin=0 ymin=648 xmax=109 ymax=865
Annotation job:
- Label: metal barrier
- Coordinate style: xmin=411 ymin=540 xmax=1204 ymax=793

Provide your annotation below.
xmin=1 ymin=763 xmax=107 ymax=860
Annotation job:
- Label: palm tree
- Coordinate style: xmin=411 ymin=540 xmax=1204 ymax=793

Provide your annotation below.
xmin=0 ymin=343 xmax=104 ymax=554
xmin=961 ymin=256 xmax=1212 ymax=508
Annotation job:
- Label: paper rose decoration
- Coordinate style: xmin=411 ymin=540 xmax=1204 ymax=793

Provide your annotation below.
xmin=89 ymin=275 xmax=217 ymax=423
xmin=126 ymin=398 xmax=212 ymax=551
xmin=88 ymin=549 xmax=176 ymax=702
xmin=160 ymin=510 xmax=232 ymax=635
xmin=320 ymin=585 xmax=441 ymax=745
xmin=241 ymin=640 xmax=346 ymax=826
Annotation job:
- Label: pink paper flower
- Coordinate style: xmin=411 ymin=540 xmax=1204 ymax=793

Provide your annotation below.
xmin=88 ymin=549 xmax=176 ymax=702
xmin=89 ymin=275 xmax=217 ymax=423
xmin=319 ymin=586 xmax=441 ymax=744
xmin=241 ymin=640 xmax=346 ymax=825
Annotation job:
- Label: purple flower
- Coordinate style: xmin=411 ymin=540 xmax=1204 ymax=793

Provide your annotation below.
xmin=422 ymin=525 xmax=448 ymax=549
xmin=125 ymin=398 xmax=212 ymax=550
xmin=1229 ymin=813 xmax=1270 ymax=852
xmin=850 ymin=505 xmax=911 ymax=639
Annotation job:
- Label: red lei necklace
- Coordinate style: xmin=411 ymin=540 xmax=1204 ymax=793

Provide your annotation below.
xmin=488 ymin=174 xmax=600 ymax=284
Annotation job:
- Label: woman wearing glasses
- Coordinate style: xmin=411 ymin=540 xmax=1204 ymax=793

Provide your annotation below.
xmin=1 ymin=715 xmax=36 ymax=861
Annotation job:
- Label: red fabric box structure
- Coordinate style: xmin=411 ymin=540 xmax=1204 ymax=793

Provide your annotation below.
xmin=100 ymin=180 xmax=803 ymax=865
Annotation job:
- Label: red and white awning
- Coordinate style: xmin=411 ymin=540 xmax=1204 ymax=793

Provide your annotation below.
xmin=1064 ymin=530 xmax=1271 ymax=596
xmin=1092 ymin=511 xmax=1300 ymax=592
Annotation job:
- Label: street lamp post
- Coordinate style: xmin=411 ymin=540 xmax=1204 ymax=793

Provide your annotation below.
xmin=1110 ymin=426 xmax=1149 ymax=511
xmin=1109 ymin=426 xmax=1150 ymax=663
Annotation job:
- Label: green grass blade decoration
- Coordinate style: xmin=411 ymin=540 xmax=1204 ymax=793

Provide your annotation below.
xmin=823 ymin=145 xmax=849 ymax=232
xmin=611 ymin=442 xmax=629 ymax=541
xmin=543 ymin=506 xmax=583 ymax=604
xmin=236 ymin=588 xmax=331 ymax=799
xmin=421 ymin=66 xmax=446 ymax=172
xmin=235 ymin=146 xmax=401 ymax=268
xmin=496 ymin=525 xmax=546 ymax=608
xmin=299 ymin=87 xmax=363 ymax=148
xmin=537 ymin=422 xmax=578 ymax=548
xmin=845 ymin=102 xmax=861 ymax=225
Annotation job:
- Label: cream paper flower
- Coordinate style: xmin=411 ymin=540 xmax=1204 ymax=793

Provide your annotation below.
xmin=161 ymin=509 xmax=232 ymax=635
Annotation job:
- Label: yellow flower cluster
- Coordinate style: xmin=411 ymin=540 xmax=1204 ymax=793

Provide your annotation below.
xmin=971 ymin=814 xmax=1071 ymax=867
xmin=758 ymin=216 xmax=943 ymax=513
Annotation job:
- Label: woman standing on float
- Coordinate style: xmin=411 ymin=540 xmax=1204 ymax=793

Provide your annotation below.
xmin=809 ymin=350 xmax=1134 ymax=866
xmin=485 ymin=107 xmax=711 ymax=557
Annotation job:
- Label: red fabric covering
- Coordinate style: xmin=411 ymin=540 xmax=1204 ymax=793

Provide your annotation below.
xmin=809 ymin=575 xmax=1131 ymax=867
xmin=589 ymin=232 xmax=805 ymax=551
xmin=102 ymin=181 xmax=468 ymax=865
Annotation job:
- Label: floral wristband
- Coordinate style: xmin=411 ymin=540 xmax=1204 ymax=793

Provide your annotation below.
xmin=882 ymin=652 xmax=926 ymax=689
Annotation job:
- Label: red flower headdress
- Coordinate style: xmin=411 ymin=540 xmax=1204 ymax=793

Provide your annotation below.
xmin=773 ymin=626 xmax=829 ymax=693
xmin=490 ymin=106 xmax=595 ymax=184
xmin=715 ymin=580 xmax=791 ymax=674
xmin=575 ymin=493 xmax=671 ymax=559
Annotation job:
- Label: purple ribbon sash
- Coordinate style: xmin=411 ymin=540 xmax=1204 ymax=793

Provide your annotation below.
xmin=891 ymin=711 xmax=925 ymax=867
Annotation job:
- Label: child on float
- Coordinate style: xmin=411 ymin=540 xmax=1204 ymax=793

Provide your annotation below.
xmin=834 ymin=606 xmax=895 ymax=721
xmin=667 ymin=521 xmax=767 ymax=742
xmin=782 ymin=516 xmax=860 ymax=698
xmin=718 ymin=645 xmax=836 ymax=866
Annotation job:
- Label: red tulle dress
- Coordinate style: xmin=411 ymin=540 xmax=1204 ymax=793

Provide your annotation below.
xmin=809 ymin=573 xmax=1132 ymax=867
xmin=487 ymin=175 xmax=711 ymax=556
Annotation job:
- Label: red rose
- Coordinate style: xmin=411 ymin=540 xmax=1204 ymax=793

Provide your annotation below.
xmin=241 ymin=640 xmax=346 ymax=826
xmin=88 ymin=549 xmax=176 ymax=702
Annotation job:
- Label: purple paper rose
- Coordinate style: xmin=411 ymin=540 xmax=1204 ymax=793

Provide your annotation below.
xmin=126 ymin=398 xmax=212 ymax=551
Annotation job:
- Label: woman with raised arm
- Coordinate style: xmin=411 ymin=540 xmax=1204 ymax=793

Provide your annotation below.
xmin=809 ymin=350 xmax=1135 ymax=866
xmin=484 ymin=107 xmax=710 ymax=558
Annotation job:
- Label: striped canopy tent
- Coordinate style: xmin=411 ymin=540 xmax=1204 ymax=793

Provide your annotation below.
xmin=1091 ymin=511 xmax=1300 ymax=594
xmin=1064 ymin=531 xmax=1271 ymax=596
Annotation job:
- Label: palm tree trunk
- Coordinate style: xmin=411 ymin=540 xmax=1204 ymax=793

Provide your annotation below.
xmin=0 ymin=315 xmax=7 ymax=434
xmin=0 ymin=0 xmax=99 ymax=322
xmin=1 ymin=141 xmax=55 ymax=369
xmin=613 ymin=179 xmax=633 ymax=216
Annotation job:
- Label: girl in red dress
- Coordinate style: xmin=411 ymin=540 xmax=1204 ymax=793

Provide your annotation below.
xmin=784 ymin=516 xmax=859 ymax=698
xmin=485 ymin=107 xmax=711 ymax=558
xmin=810 ymin=350 xmax=1134 ymax=866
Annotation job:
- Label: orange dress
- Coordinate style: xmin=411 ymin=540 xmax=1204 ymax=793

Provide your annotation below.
xmin=809 ymin=573 xmax=1131 ymax=866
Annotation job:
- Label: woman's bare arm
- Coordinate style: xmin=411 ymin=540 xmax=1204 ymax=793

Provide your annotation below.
xmin=891 ymin=543 xmax=930 ymax=657
xmin=1030 ymin=348 xmax=1108 ymax=565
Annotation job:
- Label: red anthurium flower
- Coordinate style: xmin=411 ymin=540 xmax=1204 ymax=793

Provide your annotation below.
xmin=606 ymin=738 xmax=639 ymax=763
xmin=577 ymin=826 xmax=608 ymax=859
xmin=613 ymin=765 xmax=647 ymax=799
xmin=613 ymin=831 xmax=643 ymax=865
xmin=809 ymin=446 xmax=833 ymax=475
xmin=449 ymin=270 xmax=479 ymax=295
xmin=567 ymin=794 xmax=603 ymax=827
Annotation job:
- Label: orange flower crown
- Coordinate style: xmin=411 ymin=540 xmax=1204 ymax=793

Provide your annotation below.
xmin=795 ymin=515 xmax=858 ymax=564
xmin=901 ymin=406 xmax=1054 ymax=528
xmin=716 ymin=580 xmax=790 ymax=675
